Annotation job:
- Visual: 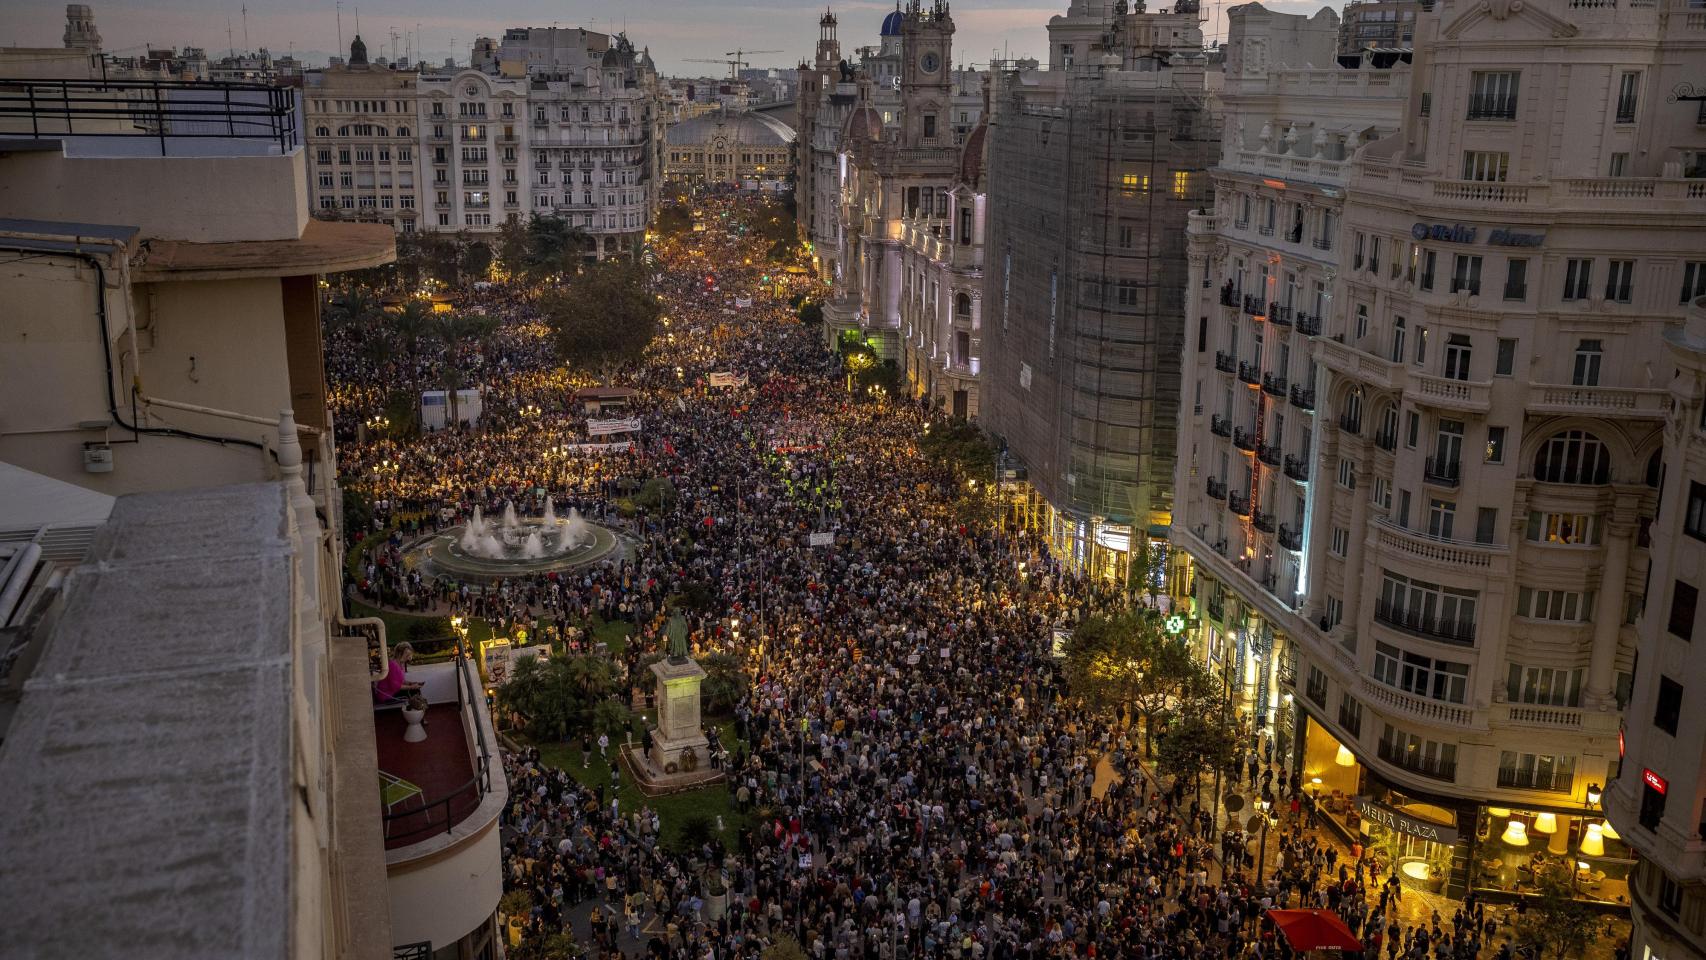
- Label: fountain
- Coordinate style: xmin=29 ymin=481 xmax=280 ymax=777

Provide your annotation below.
xmin=414 ymin=496 xmax=623 ymax=580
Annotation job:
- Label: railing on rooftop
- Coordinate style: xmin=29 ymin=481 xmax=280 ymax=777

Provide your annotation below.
xmin=0 ymin=78 xmax=299 ymax=155
xmin=381 ymin=635 xmax=494 ymax=846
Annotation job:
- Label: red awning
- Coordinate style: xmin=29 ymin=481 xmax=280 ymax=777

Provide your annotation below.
xmin=1267 ymin=909 xmax=1365 ymax=953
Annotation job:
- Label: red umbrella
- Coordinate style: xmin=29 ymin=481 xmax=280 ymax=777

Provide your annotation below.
xmin=1266 ymin=909 xmax=1365 ymax=953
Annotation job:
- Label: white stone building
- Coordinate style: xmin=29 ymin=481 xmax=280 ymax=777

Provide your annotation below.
xmin=304 ymin=37 xmax=422 ymax=232
xmin=1176 ymin=0 xmax=1706 ymax=906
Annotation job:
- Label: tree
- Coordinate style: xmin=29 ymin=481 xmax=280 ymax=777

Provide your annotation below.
xmin=798 ymin=301 xmax=824 ymax=326
xmin=699 ymin=652 xmax=748 ymax=715
xmin=460 ymin=239 xmax=493 ymax=281
xmin=496 ymin=216 xmax=532 ymax=274
xmin=501 ymin=655 xmax=583 ymax=740
xmin=654 ymin=205 xmax=693 ymax=239
xmin=523 ymin=214 xmax=589 ymax=281
xmin=1155 ymin=707 xmax=1244 ymax=800
xmin=389 ymin=299 xmax=437 ymax=400
xmin=1062 ymin=610 xmax=1199 ymax=755
xmin=431 ymin=312 xmax=499 ymax=428
xmin=542 ymin=259 xmax=662 ymax=382
xmin=1513 ymin=875 xmax=1605 ymax=959
xmin=919 ymin=419 xmax=996 ymax=484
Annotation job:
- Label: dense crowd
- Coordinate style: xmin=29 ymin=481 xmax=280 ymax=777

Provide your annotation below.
xmin=333 ymin=199 xmax=1522 ymax=960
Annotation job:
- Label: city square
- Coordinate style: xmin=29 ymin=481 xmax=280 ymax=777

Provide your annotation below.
xmin=0 ymin=1 xmax=1703 ymax=959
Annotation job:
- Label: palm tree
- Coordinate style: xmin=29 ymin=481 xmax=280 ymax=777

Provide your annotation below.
xmin=431 ymin=312 xmax=498 ymax=429
xmin=525 ymin=215 xmax=589 ymax=281
xmin=389 ymin=299 xmax=437 ymax=404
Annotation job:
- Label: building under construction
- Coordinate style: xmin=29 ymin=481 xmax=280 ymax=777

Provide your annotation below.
xmin=981 ymin=0 xmax=1217 ymax=582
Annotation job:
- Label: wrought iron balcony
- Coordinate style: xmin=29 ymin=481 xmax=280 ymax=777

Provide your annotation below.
xmin=1210 ymin=415 xmax=1232 ymax=438
xmin=1233 ymin=428 xmax=1258 ymax=452
xmin=1466 ymin=94 xmax=1518 ymax=121
xmin=1228 ymin=492 xmax=1252 ymax=517
xmin=1268 ymin=302 xmax=1293 ymax=327
xmin=1257 ymin=443 xmax=1281 ymax=467
xmin=1262 ymin=373 xmax=1288 ymax=397
xmin=1243 ymin=295 xmax=1265 ymax=316
xmin=1283 ymin=455 xmax=1310 ymax=482
xmin=1289 ymin=385 xmax=1316 ymax=411
xmin=1373 ymin=598 xmax=1477 ymax=646
xmin=1374 ymin=429 xmax=1397 ymax=452
xmin=1252 ymin=510 xmax=1276 ymax=533
xmin=1295 ymin=314 xmax=1322 ymax=337
xmin=1205 ymin=477 xmax=1228 ymax=500
xmin=1214 ymin=351 xmax=1237 ymax=374
xmin=1377 ymin=739 xmax=1457 ymax=782
xmin=1238 ymin=362 xmax=1262 ymax=386
xmin=1279 ymin=524 xmax=1303 ymax=551
xmin=1338 ymin=702 xmax=1362 ymax=737
xmin=1219 ymin=282 xmax=1239 ymax=307
xmin=1338 ymin=413 xmax=1361 ymax=435
xmin=1423 ymin=456 xmax=1461 ymax=488
xmin=1496 ymin=766 xmax=1575 ymax=793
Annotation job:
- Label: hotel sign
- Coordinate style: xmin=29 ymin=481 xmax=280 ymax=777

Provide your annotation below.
xmin=1356 ymin=797 xmax=1459 ymax=844
xmin=1411 ymin=222 xmax=1544 ymax=247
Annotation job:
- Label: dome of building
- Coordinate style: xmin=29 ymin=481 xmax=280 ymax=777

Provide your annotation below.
xmin=843 ymin=103 xmax=884 ymax=144
xmin=666 ymin=111 xmax=797 ymax=148
xmin=880 ymin=8 xmax=905 ymax=35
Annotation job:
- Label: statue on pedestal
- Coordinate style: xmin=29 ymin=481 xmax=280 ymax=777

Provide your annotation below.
xmin=648 ymin=611 xmax=711 ymax=777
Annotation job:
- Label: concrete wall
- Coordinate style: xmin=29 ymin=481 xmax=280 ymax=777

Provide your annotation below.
xmin=0 ymin=149 xmax=308 ymax=242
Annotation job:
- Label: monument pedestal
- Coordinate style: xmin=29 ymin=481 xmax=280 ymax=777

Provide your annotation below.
xmin=621 ymin=655 xmax=724 ymax=795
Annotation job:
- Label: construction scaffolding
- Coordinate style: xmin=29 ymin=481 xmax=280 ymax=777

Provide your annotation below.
xmin=982 ymin=60 xmax=1218 ymax=574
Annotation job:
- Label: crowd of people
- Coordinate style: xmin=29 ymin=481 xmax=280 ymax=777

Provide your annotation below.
xmin=332 ymin=198 xmax=1555 ymax=960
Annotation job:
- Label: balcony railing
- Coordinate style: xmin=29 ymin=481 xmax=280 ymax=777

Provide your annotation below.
xmin=1373 ymin=517 xmax=1506 ymax=570
xmin=1233 ymin=428 xmax=1258 ymax=452
xmin=380 ymin=637 xmax=494 ymax=845
xmin=1268 ymin=302 xmax=1293 ymax=327
xmin=1338 ymin=413 xmax=1362 ymax=435
xmin=1423 ymin=456 xmax=1461 ymax=488
xmin=1528 ymin=383 xmax=1669 ymax=419
xmin=1214 ymin=351 xmax=1237 ymax=374
xmin=1363 ymin=678 xmax=1476 ymax=727
xmin=1283 ymin=455 xmax=1310 ymax=483
xmin=1229 ymin=492 xmax=1252 ymax=517
xmin=1374 ymin=429 xmax=1397 ymax=452
xmin=1262 ymin=373 xmax=1289 ymax=397
xmin=1466 ymin=94 xmax=1518 ymax=120
xmin=1238 ymin=362 xmax=1262 ymax=386
xmin=1296 ymin=313 xmax=1322 ymax=337
xmin=1210 ymin=414 xmax=1233 ymax=438
xmin=1377 ymin=738 xmax=1458 ymax=782
xmin=1289 ymin=385 xmax=1316 ymax=411
xmin=1374 ymin=598 xmax=1477 ymax=645
xmin=1497 ymin=766 xmax=1575 ymax=793
xmin=1219 ymin=283 xmax=1239 ymax=307
xmin=1205 ymin=477 xmax=1228 ymax=500
xmin=1278 ymin=524 xmax=1303 ymax=551
xmin=1338 ymin=702 xmax=1363 ymax=737
xmin=1257 ymin=443 xmax=1282 ymax=467
xmin=0 ymin=78 xmax=300 ymax=155
xmin=1243 ymin=295 xmax=1265 ymax=316
xmin=1252 ymin=510 xmax=1276 ymax=533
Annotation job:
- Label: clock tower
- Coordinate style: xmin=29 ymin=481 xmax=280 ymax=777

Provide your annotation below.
xmin=898 ymin=0 xmax=954 ymax=148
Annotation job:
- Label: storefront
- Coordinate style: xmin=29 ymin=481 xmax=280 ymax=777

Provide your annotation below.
xmin=1293 ymin=710 xmax=1634 ymax=906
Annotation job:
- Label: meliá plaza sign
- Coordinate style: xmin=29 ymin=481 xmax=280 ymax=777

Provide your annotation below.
xmin=1356 ymin=797 xmax=1459 ymax=844
xmin=1412 ymin=222 xmax=1544 ymax=247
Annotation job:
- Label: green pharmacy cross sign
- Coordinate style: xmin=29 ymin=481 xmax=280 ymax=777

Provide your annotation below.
xmin=1165 ymin=614 xmax=1187 ymax=636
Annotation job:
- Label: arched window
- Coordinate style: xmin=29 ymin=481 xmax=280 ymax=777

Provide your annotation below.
xmin=1533 ymin=430 xmax=1610 ymax=484
xmin=955 ymin=292 xmax=971 ymax=318
xmin=397 ymin=126 xmax=410 ymax=137
xmin=337 ymin=125 xmax=350 ymax=136
xmin=315 ymin=125 xmax=330 ymax=137
xmin=374 ymin=126 xmax=389 ymax=138
xmin=1341 ymin=388 xmax=1363 ymax=433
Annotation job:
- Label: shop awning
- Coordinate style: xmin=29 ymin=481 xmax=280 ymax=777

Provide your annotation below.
xmin=1267 ymin=909 xmax=1364 ymax=953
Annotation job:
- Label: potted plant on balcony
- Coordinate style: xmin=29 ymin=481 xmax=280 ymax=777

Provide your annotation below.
xmin=499 ymin=890 xmax=532 ymax=948
xmin=402 ymin=692 xmax=429 ymax=743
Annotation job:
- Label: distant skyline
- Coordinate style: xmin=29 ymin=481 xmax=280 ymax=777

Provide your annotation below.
xmin=8 ymin=0 xmax=1341 ymax=77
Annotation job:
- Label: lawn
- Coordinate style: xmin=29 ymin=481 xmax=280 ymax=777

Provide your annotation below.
xmin=529 ymin=710 xmax=751 ymax=851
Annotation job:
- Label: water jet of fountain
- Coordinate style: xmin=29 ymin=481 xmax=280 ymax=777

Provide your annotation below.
xmin=501 ymin=501 xmax=520 ymax=532
xmin=561 ymin=507 xmax=591 ymax=551
xmin=543 ymin=496 xmax=558 ymax=528
xmin=522 ymin=531 xmax=546 ymax=559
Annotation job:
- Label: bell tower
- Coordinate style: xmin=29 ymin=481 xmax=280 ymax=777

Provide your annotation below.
xmin=815 ymin=9 xmax=841 ymax=71
xmin=899 ymin=0 xmax=954 ymax=148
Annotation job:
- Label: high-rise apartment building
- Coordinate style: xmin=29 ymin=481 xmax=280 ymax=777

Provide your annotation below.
xmin=1175 ymin=0 xmax=1706 ymax=907
xmin=0 ymin=69 xmax=507 ymax=959
xmin=980 ymin=0 xmax=1216 ymax=580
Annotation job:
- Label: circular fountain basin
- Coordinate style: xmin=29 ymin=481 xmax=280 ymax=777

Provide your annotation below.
xmin=409 ymin=519 xmax=623 ymax=582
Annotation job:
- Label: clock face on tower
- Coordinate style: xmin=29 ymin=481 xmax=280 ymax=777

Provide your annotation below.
xmin=920 ymin=51 xmax=940 ymax=74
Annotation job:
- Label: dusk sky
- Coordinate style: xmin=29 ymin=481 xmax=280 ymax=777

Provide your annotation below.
xmin=8 ymin=0 xmax=1334 ymax=77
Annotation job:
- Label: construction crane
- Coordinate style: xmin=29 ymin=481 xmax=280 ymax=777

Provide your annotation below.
xmin=685 ymin=49 xmax=782 ymax=82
